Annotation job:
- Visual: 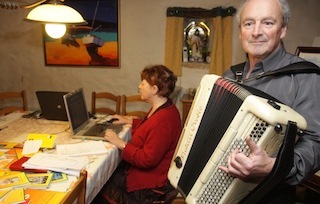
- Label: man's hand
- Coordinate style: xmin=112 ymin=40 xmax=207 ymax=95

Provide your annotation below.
xmin=219 ymin=136 xmax=276 ymax=183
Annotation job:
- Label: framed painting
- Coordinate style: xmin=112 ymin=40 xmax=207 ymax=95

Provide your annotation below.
xmin=295 ymin=46 xmax=320 ymax=67
xmin=43 ymin=0 xmax=120 ymax=67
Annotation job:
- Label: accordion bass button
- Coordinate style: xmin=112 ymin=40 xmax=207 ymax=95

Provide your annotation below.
xmin=174 ymin=156 xmax=183 ymax=168
xmin=274 ymin=124 xmax=282 ymax=133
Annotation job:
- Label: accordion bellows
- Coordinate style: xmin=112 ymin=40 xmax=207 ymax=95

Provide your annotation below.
xmin=168 ymin=74 xmax=307 ymax=204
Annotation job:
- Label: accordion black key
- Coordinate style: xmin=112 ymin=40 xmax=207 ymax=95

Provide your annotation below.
xmin=168 ymin=74 xmax=307 ymax=204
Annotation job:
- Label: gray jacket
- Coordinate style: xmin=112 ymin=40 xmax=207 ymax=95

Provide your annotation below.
xmin=223 ymin=45 xmax=320 ymax=185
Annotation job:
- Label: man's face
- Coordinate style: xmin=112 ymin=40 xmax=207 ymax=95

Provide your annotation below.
xmin=239 ymin=0 xmax=287 ymax=60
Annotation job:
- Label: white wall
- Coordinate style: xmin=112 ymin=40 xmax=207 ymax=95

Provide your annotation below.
xmin=0 ymin=0 xmax=319 ymax=112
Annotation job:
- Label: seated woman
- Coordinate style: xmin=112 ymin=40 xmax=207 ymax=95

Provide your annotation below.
xmin=92 ymin=65 xmax=182 ymax=204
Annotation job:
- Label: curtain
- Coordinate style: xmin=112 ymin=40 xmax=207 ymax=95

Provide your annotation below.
xmin=165 ymin=7 xmax=236 ymax=76
xmin=164 ymin=17 xmax=184 ymax=76
xmin=210 ymin=15 xmax=233 ymax=75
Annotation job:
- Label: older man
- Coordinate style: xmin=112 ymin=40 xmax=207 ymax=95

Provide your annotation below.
xmin=220 ymin=0 xmax=320 ymax=203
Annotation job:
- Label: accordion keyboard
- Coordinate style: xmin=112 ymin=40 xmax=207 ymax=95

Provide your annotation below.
xmin=196 ymin=116 xmax=268 ymax=203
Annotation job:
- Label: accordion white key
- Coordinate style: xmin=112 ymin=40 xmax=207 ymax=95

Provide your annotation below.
xmin=168 ymin=74 xmax=307 ymax=204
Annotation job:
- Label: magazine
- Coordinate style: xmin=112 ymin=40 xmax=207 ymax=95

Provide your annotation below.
xmin=0 ymin=172 xmax=30 ymax=189
xmin=26 ymin=173 xmax=53 ymax=189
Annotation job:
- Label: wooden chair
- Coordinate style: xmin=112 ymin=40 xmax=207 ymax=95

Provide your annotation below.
xmin=91 ymin=92 xmax=121 ymax=115
xmin=61 ymin=170 xmax=87 ymax=204
xmin=299 ymin=172 xmax=320 ymax=194
xmin=171 ymin=194 xmax=186 ymax=204
xmin=0 ymin=90 xmax=27 ymax=115
xmin=121 ymin=94 xmax=148 ymax=118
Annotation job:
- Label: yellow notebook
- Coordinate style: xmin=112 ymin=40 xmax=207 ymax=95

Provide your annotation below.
xmin=0 ymin=188 xmax=11 ymax=200
xmin=0 ymin=157 xmax=15 ymax=169
xmin=0 ymin=142 xmax=18 ymax=149
xmin=27 ymin=134 xmax=56 ymax=149
xmin=1 ymin=188 xmax=25 ymax=203
xmin=0 ymin=172 xmax=30 ymax=189
xmin=25 ymin=189 xmax=66 ymax=204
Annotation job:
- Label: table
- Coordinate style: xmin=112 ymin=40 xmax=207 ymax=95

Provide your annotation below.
xmin=180 ymin=94 xmax=193 ymax=125
xmin=0 ymin=112 xmax=131 ymax=203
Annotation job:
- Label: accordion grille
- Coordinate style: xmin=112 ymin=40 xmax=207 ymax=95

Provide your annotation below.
xmin=195 ymin=115 xmax=269 ymax=204
xmin=178 ymin=78 xmax=251 ymax=195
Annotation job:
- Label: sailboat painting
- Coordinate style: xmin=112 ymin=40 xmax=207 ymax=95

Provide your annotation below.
xmin=43 ymin=0 xmax=119 ymax=67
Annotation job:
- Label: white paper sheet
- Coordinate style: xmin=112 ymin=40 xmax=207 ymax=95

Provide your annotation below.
xmin=56 ymin=140 xmax=108 ymax=156
xmin=22 ymin=140 xmax=42 ymax=155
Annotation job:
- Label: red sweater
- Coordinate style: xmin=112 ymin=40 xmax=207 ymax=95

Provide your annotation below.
xmin=122 ymin=103 xmax=182 ymax=192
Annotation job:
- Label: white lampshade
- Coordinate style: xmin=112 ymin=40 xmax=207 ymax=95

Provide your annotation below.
xmin=25 ymin=3 xmax=87 ymax=39
xmin=26 ymin=4 xmax=87 ymax=25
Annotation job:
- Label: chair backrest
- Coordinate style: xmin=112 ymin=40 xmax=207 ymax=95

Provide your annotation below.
xmin=60 ymin=170 xmax=87 ymax=204
xmin=91 ymin=92 xmax=121 ymax=115
xmin=121 ymin=94 xmax=149 ymax=119
xmin=0 ymin=90 xmax=27 ymax=115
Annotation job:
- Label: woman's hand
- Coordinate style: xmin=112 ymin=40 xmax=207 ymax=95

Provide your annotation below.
xmin=218 ymin=136 xmax=276 ymax=183
xmin=112 ymin=114 xmax=134 ymax=125
xmin=104 ymin=129 xmax=127 ymax=150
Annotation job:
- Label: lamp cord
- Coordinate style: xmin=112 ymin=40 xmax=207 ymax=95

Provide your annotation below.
xmin=0 ymin=0 xmax=56 ymax=9
xmin=90 ymin=0 xmax=100 ymax=34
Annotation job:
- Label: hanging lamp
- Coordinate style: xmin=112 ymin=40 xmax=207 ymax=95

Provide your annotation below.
xmin=1 ymin=0 xmax=87 ymax=39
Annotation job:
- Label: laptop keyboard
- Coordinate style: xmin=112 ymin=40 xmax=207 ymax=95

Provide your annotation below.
xmin=84 ymin=123 xmax=123 ymax=136
xmin=84 ymin=124 xmax=107 ymax=136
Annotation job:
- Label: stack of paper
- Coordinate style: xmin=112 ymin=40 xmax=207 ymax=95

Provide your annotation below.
xmin=56 ymin=140 xmax=108 ymax=156
xmin=9 ymin=156 xmax=47 ymax=173
xmin=22 ymin=153 xmax=89 ymax=176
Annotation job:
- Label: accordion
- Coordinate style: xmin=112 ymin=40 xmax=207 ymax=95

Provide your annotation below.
xmin=168 ymin=74 xmax=307 ymax=204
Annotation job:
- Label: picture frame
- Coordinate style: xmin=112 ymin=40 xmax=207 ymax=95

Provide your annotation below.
xmin=295 ymin=46 xmax=320 ymax=67
xmin=43 ymin=0 xmax=120 ymax=67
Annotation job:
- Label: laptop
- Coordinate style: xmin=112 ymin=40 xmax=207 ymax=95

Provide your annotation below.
xmin=36 ymin=91 xmax=68 ymax=121
xmin=63 ymin=88 xmax=123 ymax=140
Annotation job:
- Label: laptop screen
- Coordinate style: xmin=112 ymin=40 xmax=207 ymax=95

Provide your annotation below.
xmin=36 ymin=91 xmax=68 ymax=121
xmin=63 ymin=88 xmax=90 ymax=135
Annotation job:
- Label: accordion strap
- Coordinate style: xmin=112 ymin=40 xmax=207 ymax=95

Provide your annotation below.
xmin=231 ymin=61 xmax=320 ymax=83
xmin=240 ymin=121 xmax=299 ymax=204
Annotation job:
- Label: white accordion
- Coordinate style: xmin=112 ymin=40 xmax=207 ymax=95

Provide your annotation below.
xmin=168 ymin=74 xmax=307 ymax=204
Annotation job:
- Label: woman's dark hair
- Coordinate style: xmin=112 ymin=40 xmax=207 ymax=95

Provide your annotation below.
xmin=141 ymin=65 xmax=177 ymax=98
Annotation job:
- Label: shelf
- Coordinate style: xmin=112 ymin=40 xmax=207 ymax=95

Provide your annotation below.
xmin=182 ymin=62 xmax=210 ymax=69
